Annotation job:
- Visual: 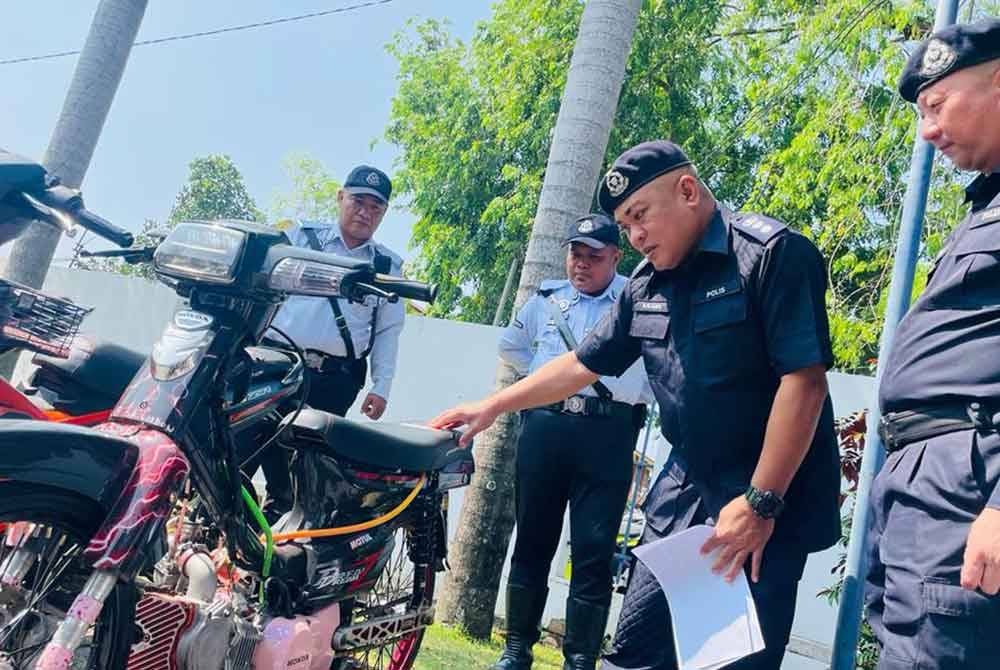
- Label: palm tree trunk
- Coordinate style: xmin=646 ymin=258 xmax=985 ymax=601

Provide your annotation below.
xmin=437 ymin=0 xmax=643 ymax=639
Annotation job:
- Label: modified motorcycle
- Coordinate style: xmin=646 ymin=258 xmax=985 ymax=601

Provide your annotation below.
xmin=0 ymin=162 xmax=474 ymax=669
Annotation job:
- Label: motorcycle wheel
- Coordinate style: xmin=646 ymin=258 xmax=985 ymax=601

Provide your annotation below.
xmin=338 ymin=528 xmax=434 ymax=670
xmin=0 ymin=483 xmax=136 ymax=670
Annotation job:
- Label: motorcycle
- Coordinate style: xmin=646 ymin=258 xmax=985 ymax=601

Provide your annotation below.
xmin=0 ymin=160 xmax=474 ymax=670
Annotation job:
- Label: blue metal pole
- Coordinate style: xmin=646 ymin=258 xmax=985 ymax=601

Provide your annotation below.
xmin=830 ymin=2 xmax=959 ymax=668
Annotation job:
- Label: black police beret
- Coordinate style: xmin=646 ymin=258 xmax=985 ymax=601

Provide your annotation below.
xmin=898 ymin=18 xmax=1000 ymax=103
xmin=598 ymin=140 xmax=692 ymax=215
xmin=563 ymin=213 xmax=620 ymax=249
xmin=344 ymin=165 xmax=392 ymax=204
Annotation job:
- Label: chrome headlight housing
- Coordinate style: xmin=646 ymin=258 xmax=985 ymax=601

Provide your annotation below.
xmin=268 ymin=258 xmax=353 ymax=297
xmin=153 ymin=222 xmax=248 ymax=284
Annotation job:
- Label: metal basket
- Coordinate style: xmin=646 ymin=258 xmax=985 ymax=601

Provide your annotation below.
xmin=0 ymin=279 xmax=91 ymax=358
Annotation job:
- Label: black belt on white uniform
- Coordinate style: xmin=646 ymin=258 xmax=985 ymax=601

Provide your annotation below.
xmin=878 ymin=400 xmax=999 ymax=453
xmin=262 ymin=339 xmax=363 ymax=376
xmin=540 ymin=395 xmax=646 ymax=424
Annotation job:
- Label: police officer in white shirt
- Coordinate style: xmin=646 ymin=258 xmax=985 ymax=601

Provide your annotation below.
xmin=252 ymin=166 xmax=405 ymax=517
xmin=271 ymin=164 xmax=405 ymax=419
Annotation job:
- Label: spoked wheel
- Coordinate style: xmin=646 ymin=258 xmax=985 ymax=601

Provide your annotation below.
xmin=336 ymin=528 xmax=435 ymax=670
xmin=0 ymin=484 xmax=135 ymax=670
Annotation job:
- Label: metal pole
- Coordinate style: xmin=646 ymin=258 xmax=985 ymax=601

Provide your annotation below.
xmin=615 ymin=407 xmax=656 ymax=582
xmin=492 ymin=254 xmax=521 ymax=326
xmin=830 ymin=2 xmax=959 ymax=668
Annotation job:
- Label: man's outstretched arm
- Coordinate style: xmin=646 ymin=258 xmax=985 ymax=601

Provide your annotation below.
xmin=429 ymin=351 xmax=599 ymax=447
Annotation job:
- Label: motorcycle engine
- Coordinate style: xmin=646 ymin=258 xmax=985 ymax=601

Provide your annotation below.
xmin=128 ymin=592 xmax=260 ymax=670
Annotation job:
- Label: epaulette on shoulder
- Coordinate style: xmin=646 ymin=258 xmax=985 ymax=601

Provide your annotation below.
xmin=630 ymin=259 xmax=653 ymax=279
xmin=537 ymin=278 xmax=569 ymax=297
xmin=731 ymin=213 xmax=787 ymax=245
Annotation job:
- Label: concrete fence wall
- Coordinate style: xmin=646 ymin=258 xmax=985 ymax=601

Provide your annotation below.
xmin=20 ymin=267 xmax=873 ymax=668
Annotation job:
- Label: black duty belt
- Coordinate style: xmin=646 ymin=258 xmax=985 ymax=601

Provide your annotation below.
xmin=540 ymin=395 xmax=646 ymax=425
xmin=302 ymin=349 xmax=366 ymax=376
xmin=878 ymin=400 xmax=999 ymax=453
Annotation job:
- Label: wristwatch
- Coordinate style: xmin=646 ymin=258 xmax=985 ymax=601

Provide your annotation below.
xmin=744 ymin=486 xmax=785 ymax=519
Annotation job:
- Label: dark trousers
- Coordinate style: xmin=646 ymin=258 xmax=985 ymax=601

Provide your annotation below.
xmin=865 ymin=428 xmax=1000 ymax=669
xmin=602 ymin=461 xmax=807 ymax=670
xmin=244 ymin=358 xmax=367 ymax=510
xmin=509 ymin=408 xmax=639 ymax=607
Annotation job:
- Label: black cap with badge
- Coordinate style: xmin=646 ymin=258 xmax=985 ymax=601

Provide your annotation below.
xmin=344 ymin=165 xmax=392 ymax=204
xmin=598 ymin=140 xmax=692 ymax=215
xmin=898 ymin=18 xmax=1000 ymax=103
xmin=563 ymin=213 xmax=620 ymax=249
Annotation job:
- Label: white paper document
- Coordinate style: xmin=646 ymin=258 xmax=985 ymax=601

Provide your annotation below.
xmin=632 ymin=524 xmax=764 ymax=670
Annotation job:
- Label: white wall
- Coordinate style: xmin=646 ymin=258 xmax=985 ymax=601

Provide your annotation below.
xmin=25 ymin=268 xmax=874 ymax=668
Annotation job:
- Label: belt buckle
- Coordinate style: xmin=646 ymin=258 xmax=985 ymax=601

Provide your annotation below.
xmin=564 ymin=396 xmax=586 ymax=415
xmin=304 ymin=351 xmax=325 ymax=371
xmin=878 ymin=414 xmax=895 ymax=449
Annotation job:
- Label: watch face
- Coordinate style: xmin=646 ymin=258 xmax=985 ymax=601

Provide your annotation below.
xmin=747 ymin=488 xmax=784 ymax=519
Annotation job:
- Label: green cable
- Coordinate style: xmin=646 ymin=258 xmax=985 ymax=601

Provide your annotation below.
xmin=241 ymin=485 xmax=273 ymax=604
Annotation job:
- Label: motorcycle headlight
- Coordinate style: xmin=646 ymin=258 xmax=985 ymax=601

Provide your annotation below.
xmin=268 ymin=258 xmax=352 ymax=296
xmin=153 ymin=222 xmax=247 ymax=284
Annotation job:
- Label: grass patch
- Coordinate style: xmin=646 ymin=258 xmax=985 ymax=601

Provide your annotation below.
xmin=414 ymin=624 xmax=564 ymax=669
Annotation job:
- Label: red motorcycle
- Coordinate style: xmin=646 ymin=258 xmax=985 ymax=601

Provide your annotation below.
xmin=0 ymin=152 xmax=472 ymax=670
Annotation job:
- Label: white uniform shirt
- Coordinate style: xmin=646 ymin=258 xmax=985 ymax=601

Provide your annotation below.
xmin=270 ymin=220 xmax=405 ymax=400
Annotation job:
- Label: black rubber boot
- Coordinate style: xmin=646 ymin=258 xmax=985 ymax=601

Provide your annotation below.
xmin=491 ymin=584 xmax=548 ymax=670
xmin=561 ymin=598 xmax=610 ymax=670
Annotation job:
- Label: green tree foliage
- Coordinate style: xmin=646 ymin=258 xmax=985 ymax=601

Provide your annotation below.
xmin=78 ymin=154 xmax=263 ymax=279
xmin=271 ymin=152 xmax=342 ymax=223
xmin=387 ymin=0 xmax=998 ymax=373
xmin=167 ymin=154 xmax=264 ymax=226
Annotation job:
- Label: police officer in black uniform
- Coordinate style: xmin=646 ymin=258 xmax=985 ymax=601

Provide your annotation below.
xmin=865 ymin=19 xmax=1000 ymax=670
xmin=432 ymin=141 xmax=841 ymax=670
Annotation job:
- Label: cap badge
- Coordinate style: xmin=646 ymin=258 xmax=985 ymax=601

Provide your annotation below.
xmin=605 ymin=170 xmax=629 ymax=198
xmin=920 ymin=38 xmax=958 ymax=77
xmin=366 ymin=172 xmax=381 ymax=186
xmin=578 ymin=218 xmax=595 ymax=234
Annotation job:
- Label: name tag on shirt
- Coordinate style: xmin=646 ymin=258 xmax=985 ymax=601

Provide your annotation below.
xmin=635 ymin=300 xmax=669 ymax=313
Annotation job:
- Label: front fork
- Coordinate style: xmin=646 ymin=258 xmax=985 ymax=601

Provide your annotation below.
xmin=33 ymin=570 xmax=118 ymax=670
xmin=34 ymin=424 xmax=191 ymax=666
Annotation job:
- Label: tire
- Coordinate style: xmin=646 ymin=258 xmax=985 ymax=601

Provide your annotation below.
xmin=337 ymin=528 xmax=435 ymax=670
xmin=0 ymin=483 xmax=136 ymax=670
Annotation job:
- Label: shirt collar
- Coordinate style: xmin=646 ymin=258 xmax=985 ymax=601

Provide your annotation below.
xmin=573 ymin=274 xmax=624 ymax=303
xmin=302 ymin=220 xmax=378 ymax=253
xmin=964 ymin=172 xmax=1000 ymax=211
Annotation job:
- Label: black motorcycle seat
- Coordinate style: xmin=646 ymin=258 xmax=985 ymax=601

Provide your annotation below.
xmin=284 ymin=408 xmax=464 ymax=472
xmin=32 ymin=336 xmax=146 ymax=399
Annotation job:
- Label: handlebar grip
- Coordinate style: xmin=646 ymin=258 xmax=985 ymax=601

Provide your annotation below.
xmin=75 ymin=208 xmax=133 ymax=248
xmin=372 ymin=274 xmax=438 ymax=303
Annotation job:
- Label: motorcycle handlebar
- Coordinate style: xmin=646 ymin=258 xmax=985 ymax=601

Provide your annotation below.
xmin=370 ymin=274 xmax=438 ymax=303
xmin=34 ymin=185 xmax=133 ymax=248
xmin=74 ymin=207 xmax=134 ymax=248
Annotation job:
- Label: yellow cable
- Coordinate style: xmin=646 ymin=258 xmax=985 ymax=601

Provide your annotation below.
xmin=269 ymin=474 xmax=426 ymax=542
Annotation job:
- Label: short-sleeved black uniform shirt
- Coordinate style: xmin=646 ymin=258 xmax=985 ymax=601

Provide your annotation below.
xmin=577 ymin=206 xmax=841 ymax=551
xmin=879 ymin=173 xmax=1000 ymax=413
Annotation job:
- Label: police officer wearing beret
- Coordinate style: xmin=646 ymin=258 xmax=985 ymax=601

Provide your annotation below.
xmin=490 ymin=214 xmax=652 ymax=670
xmin=865 ymin=19 xmax=1000 ymax=669
xmin=432 ymin=141 xmax=840 ymax=670
xmin=252 ymin=165 xmax=405 ymax=512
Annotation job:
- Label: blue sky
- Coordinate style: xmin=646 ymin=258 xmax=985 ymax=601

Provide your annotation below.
xmin=0 ymin=1 xmax=493 ymax=264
